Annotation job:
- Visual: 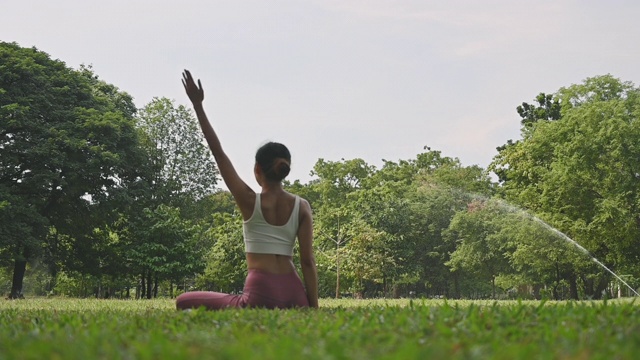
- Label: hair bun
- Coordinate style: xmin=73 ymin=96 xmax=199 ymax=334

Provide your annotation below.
xmin=255 ymin=142 xmax=292 ymax=182
xmin=274 ymin=158 xmax=291 ymax=178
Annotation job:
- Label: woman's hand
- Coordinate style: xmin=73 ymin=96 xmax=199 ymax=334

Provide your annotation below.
xmin=182 ymin=70 xmax=204 ymax=105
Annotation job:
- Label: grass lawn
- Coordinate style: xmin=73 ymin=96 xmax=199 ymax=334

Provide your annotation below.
xmin=1 ymin=297 xmax=638 ymax=359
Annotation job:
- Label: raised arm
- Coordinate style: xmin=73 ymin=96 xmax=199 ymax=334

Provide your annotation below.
xmin=182 ymin=70 xmax=255 ymax=218
xmin=297 ymin=199 xmax=318 ymax=308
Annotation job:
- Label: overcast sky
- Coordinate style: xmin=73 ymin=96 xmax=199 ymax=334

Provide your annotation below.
xmin=3 ymin=1 xmax=640 ymax=190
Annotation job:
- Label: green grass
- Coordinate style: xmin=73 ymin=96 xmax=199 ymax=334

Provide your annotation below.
xmin=1 ymin=298 xmax=639 ymax=359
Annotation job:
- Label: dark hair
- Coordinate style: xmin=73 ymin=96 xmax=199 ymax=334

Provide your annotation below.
xmin=255 ymin=142 xmax=291 ymax=182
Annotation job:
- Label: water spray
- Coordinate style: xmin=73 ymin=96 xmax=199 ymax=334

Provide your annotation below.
xmin=489 ymin=196 xmax=640 ymax=298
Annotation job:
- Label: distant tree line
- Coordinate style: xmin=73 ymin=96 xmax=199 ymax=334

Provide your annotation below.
xmin=2 ymin=42 xmax=639 ymax=300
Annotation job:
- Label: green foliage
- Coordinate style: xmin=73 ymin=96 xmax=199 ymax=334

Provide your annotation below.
xmin=516 ymin=92 xmax=561 ymax=128
xmin=305 ymin=150 xmax=497 ymax=298
xmin=186 ymin=191 xmax=237 ymax=221
xmin=136 ymin=97 xmax=218 ymax=205
xmin=197 ymin=213 xmax=247 ymax=293
xmin=339 ymin=218 xmax=394 ymax=293
xmin=0 ymin=191 xmax=47 ymax=267
xmin=130 ymin=205 xmax=204 ymax=280
xmin=445 ymin=200 xmax=514 ymax=299
xmin=492 ymin=74 xmax=640 ymax=298
xmin=0 ymin=41 xmax=147 ymax=297
xmin=1 ymin=298 xmax=639 ymax=359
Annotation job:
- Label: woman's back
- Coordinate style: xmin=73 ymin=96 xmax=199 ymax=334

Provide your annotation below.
xmin=244 ymin=190 xmax=299 ymax=274
xmin=258 ymin=190 xmax=297 ymax=226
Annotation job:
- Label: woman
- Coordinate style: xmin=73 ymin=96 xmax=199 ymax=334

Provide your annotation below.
xmin=176 ymin=70 xmax=318 ymax=309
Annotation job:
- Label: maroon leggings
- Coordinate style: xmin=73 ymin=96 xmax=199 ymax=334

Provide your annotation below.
xmin=176 ymin=270 xmax=309 ymax=310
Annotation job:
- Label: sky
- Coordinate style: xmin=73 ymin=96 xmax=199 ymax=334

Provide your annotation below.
xmin=3 ymin=0 xmax=640 ymax=190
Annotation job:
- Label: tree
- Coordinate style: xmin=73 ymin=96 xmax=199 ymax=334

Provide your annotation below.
xmin=197 ymin=212 xmax=246 ymax=293
xmin=445 ymin=200 xmax=514 ymax=299
xmin=340 ymin=218 xmax=394 ymax=297
xmin=136 ymin=97 xmax=218 ymax=207
xmin=0 ymin=42 xmax=145 ymax=298
xmin=498 ymin=211 xmax=584 ymax=300
xmin=349 ymin=177 xmax=416 ymax=297
xmin=110 ymin=97 xmax=221 ymax=298
xmin=126 ymin=205 xmax=203 ymax=298
xmin=309 ymin=158 xmax=375 ymax=297
xmin=375 ymin=150 xmax=493 ymax=298
xmin=491 ymin=75 xmax=640 ymax=298
xmin=304 ymin=149 xmax=496 ymax=299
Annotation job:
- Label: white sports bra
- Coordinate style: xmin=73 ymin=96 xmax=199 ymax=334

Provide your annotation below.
xmin=243 ymin=194 xmax=300 ymax=256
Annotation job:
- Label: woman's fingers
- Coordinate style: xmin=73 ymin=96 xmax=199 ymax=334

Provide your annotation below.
xmin=181 ymin=70 xmax=204 ymax=101
xmin=182 ymin=70 xmax=194 ymax=86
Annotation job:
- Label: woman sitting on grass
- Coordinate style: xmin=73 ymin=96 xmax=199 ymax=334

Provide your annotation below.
xmin=176 ymin=70 xmax=318 ymax=310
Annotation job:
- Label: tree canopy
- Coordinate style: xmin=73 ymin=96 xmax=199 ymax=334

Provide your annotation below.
xmin=0 ymin=42 xmax=146 ymax=298
xmin=491 ymin=74 xmax=640 ymax=297
xmin=3 ymin=41 xmax=638 ymax=300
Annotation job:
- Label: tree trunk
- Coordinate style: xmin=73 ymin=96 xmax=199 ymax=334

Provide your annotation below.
xmin=583 ymin=275 xmax=595 ymax=299
xmin=569 ymin=274 xmax=579 ymax=300
xmin=553 ymin=261 xmax=561 ymax=300
xmin=382 ymin=276 xmax=387 ymax=298
xmin=82 ymin=274 xmax=88 ymax=298
xmin=552 ymin=284 xmax=560 ymax=300
xmin=9 ymin=259 xmax=27 ymax=299
xmin=453 ymin=272 xmax=460 ymax=299
xmin=140 ymin=273 xmax=146 ymax=299
xmin=594 ymin=275 xmax=609 ymax=300
xmin=335 ymin=247 xmax=340 ymax=299
xmin=47 ymin=268 xmax=58 ymax=295
xmin=46 ymin=232 xmax=59 ymax=294
xmin=392 ymin=284 xmax=400 ymax=298
xmin=491 ymin=275 xmax=496 ymax=299
xmin=146 ymin=271 xmax=153 ymax=299
xmin=153 ymin=275 xmax=158 ymax=298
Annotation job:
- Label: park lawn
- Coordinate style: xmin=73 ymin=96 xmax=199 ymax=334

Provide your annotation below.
xmin=0 ymin=298 xmax=638 ymax=359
